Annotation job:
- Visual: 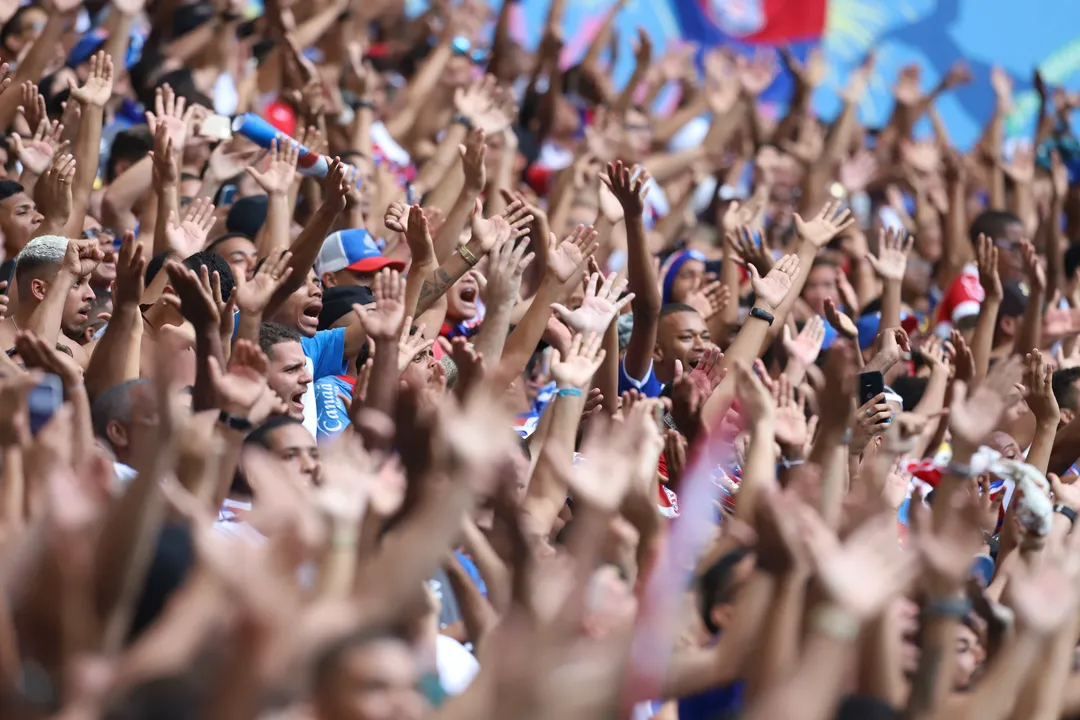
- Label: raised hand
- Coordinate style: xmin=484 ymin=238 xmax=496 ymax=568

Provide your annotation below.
xmin=823 ymin=297 xmax=858 ymax=339
xmin=459 ymin=128 xmax=487 ymax=193
xmin=209 ymin=340 xmax=282 ymax=423
xmin=799 ymin=509 xmax=917 ymax=620
xmin=0 ymin=371 xmax=38 ymax=448
xmin=454 ymin=74 xmax=512 ymax=134
xmin=484 ymin=234 xmax=534 ymax=306
xmin=867 ymin=227 xmax=913 ymax=282
xmin=688 ymin=346 xmax=725 ymax=394
xmin=551 ymin=270 xmax=634 ymax=337
xmin=397 ymin=322 xmax=434 ymax=373
xmin=793 ymin=200 xmax=855 ymax=248
xmin=749 ymin=253 xmax=799 ymax=313
xmin=684 ymin=280 xmax=730 ymax=322
xmin=402 ymin=204 xmax=435 ymax=267
xmin=235 ymin=249 xmax=292 ymax=315
xmin=950 ymin=329 xmax=976 ymax=382
xmin=783 ymin=315 xmax=826 ymax=367
xmin=851 ymin=392 xmax=892 ymax=453
xmin=949 ymin=355 xmax=1024 ymax=453
xmin=1020 ymin=239 xmax=1047 ymax=294
xmin=468 ymin=199 xmax=511 ymax=254
xmin=144 ymin=83 xmax=192 ymax=152
xmin=551 ymin=331 xmax=606 ymax=390
xmin=149 ymin=121 xmax=177 ymax=190
xmin=384 ymin=200 xmax=409 ymax=234
xmin=974 ymin=233 xmax=1001 ymax=300
xmin=732 ymin=360 xmax=773 ymax=424
xmin=356 ymin=268 xmax=406 ymax=341
xmin=164 ymin=261 xmax=221 ymax=330
xmin=35 ymin=153 xmax=75 ymax=224
xmin=68 ymin=51 xmax=114 ymax=107
xmin=165 ymin=197 xmax=216 ymax=256
xmin=602 ymin=161 xmax=650 ymax=218
xmin=501 ymin=197 xmax=534 ymax=239
xmin=725 ymin=225 xmax=773 ymax=274
xmin=112 ymin=231 xmax=146 ymax=308
xmin=245 ymin=138 xmax=299 ymax=195
xmin=61 ymin=239 xmax=104 ymax=278
xmin=1024 ymin=349 xmax=1059 ymax=426
xmin=320 ymin=157 xmax=351 ymax=213
xmin=546 ymin=225 xmax=599 ymax=286
xmin=11 ymin=116 xmax=66 ymax=176
xmin=14 ymin=330 xmax=83 ymax=389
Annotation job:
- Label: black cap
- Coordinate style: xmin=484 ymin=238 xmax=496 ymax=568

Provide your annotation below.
xmin=225 ymin=195 xmax=268 ymax=239
xmin=998 ymin=279 xmax=1030 ymax=318
xmin=319 ymin=285 xmax=375 ymax=330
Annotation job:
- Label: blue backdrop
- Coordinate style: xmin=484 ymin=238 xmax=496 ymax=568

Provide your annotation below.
xmin=491 ymin=0 xmax=1080 ymax=149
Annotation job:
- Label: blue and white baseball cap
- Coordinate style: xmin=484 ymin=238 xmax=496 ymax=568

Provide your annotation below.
xmin=314 ymin=229 xmax=404 ymax=276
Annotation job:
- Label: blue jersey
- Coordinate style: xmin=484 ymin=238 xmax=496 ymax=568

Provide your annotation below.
xmin=617 ymin=357 xmax=664 ymax=398
xmin=314 ymin=375 xmax=354 ymax=441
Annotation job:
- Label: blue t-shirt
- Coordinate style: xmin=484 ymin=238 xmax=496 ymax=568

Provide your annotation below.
xmin=617 ymin=357 xmax=664 ymax=398
xmin=300 ymin=327 xmax=347 ymax=380
xmin=677 ymin=680 xmax=745 ymax=720
xmin=315 ymin=375 xmax=354 ymax=441
xmin=453 ymin=550 xmax=487 ymax=598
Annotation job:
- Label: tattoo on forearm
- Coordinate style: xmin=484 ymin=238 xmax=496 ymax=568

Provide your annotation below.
xmin=907 ymin=645 xmax=944 ymax=717
xmin=418 ymin=267 xmax=455 ymax=306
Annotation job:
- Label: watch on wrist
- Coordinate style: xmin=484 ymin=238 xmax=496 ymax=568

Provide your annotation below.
xmin=451 ymin=114 xmax=473 ymax=131
xmin=1054 ymin=504 xmax=1077 ymax=529
xmin=749 ymin=306 xmax=775 ymax=325
xmin=218 ymin=409 xmax=254 ymax=432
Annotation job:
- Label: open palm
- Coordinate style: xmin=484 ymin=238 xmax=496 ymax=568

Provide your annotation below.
xmin=749 ymin=254 xmax=798 ymax=312
xmin=794 ymin=201 xmax=854 ymax=247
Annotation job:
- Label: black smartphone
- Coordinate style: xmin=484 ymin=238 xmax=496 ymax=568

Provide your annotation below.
xmin=28 ymin=374 xmax=63 ymax=435
xmin=858 ymin=370 xmax=885 ymax=408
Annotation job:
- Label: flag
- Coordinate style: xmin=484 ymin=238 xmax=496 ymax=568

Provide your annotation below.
xmin=670 ymin=0 xmax=829 ymax=102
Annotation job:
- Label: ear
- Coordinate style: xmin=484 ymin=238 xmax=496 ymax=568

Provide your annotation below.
xmin=321 ymin=272 xmax=336 ymax=288
xmin=710 ymin=603 xmax=734 ymax=632
xmin=1061 ymin=408 xmax=1075 ymax=427
xmin=105 ymin=420 xmax=129 ymax=450
xmin=30 ymin=277 xmax=48 ymax=301
xmin=653 ymin=342 xmax=664 ymax=362
xmin=999 ymin=315 xmax=1017 ymax=336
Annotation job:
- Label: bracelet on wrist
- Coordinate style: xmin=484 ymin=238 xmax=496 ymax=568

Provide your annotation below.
xmin=217 ymin=409 xmax=254 ymax=432
xmin=451 ymin=114 xmax=473 ymax=131
xmin=556 ymin=387 xmax=582 ymax=398
xmin=809 ymin=604 xmax=861 ymax=642
xmin=457 ymin=244 xmax=479 ymax=267
xmin=923 ymin=595 xmax=972 ymax=619
xmin=1053 ymin=504 xmax=1077 ymax=530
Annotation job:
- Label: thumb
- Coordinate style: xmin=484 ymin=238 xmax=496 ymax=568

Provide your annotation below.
xmin=782 ymin=324 xmax=792 ymax=344
xmin=550 ymin=303 xmax=571 ymax=322
xmin=747 ymin=263 xmax=761 ymax=283
xmin=1050 ymin=472 xmax=1066 ymax=500
xmin=674 ymin=359 xmax=683 ymax=379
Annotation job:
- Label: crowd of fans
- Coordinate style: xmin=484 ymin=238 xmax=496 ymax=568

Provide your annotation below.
xmin=2 ymin=0 xmax=1080 ymax=718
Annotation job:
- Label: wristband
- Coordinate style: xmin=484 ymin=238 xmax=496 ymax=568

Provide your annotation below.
xmin=355 ymin=99 xmax=376 ymax=111
xmin=557 ymin=387 xmax=582 ymax=398
xmin=217 ymin=409 xmax=254 ymax=432
xmin=946 ymin=461 xmax=977 ymax=478
xmin=457 ymin=244 xmax=478 ymax=267
xmin=809 ymin=604 xmax=861 ymax=642
xmin=749 ymin=306 xmax=774 ymax=325
xmin=451 ymin=114 xmax=473 ymax=131
xmin=1054 ymin=504 xmax=1077 ymax=529
xmin=924 ymin=595 xmax=973 ymax=619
